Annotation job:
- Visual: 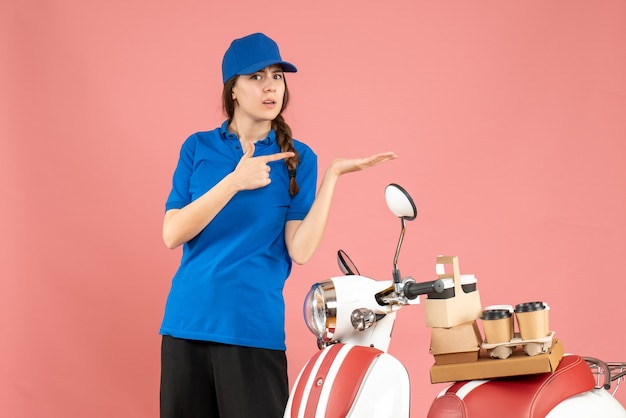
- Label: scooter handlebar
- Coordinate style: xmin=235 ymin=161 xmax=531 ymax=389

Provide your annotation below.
xmin=404 ymin=279 xmax=445 ymax=300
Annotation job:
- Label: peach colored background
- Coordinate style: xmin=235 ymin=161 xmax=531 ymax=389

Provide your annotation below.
xmin=2 ymin=1 xmax=625 ymax=417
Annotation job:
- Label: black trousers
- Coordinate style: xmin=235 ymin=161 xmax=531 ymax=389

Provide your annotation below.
xmin=160 ymin=335 xmax=289 ymax=418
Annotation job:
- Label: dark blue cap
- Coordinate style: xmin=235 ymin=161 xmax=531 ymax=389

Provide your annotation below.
xmin=221 ymin=33 xmax=297 ymax=83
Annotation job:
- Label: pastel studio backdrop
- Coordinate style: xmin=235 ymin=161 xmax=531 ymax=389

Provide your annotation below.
xmin=2 ymin=1 xmax=625 ymax=417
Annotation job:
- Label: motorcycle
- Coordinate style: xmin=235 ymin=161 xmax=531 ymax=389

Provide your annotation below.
xmin=284 ymin=183 xmax=626 ymax=417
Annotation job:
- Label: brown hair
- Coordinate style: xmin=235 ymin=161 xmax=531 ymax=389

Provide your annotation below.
xmin=222 ymin=76 xmax=300 ymax=197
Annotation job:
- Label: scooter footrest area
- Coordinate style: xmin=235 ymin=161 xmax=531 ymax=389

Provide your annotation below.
xmin=427 ymin=354 xmax=596 ymax=418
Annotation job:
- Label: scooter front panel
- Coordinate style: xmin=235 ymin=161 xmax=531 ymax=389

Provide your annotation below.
xmin=325 ymin=345 xmax=386 ymax=417
xmin=285 ymin=343 xmax=410 ymax=418
xmin=287 ymin=346 xmax=329 ymax=418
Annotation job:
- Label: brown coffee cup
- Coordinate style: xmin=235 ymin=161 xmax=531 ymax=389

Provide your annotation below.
xmin=481 ymin=308 xmax=514 ymax=344
xmin=515 ymin=301 xmax=549 ymax=340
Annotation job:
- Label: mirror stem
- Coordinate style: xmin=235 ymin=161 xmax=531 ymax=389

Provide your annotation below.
xmin=392 ymin=218 xmax=406 ymax=285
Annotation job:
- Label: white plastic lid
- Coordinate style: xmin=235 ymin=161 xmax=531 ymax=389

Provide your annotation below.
xmin=460 ymin=274 xmax=477 ymax=284
xmin=440 ymin=275 xmax=477 ymax=289
xmin=485 ymin=304 xmax=514 ymax=313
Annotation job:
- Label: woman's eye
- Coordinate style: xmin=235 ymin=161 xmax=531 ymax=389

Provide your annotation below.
xmin=273 ymin=73 xmax=284 ymax=80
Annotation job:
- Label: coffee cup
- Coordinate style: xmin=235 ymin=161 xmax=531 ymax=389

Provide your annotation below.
xmin=481 ymin=306 xmax=514 ymax=344
xmin=515 ymin=301 xmax=549 ymax=340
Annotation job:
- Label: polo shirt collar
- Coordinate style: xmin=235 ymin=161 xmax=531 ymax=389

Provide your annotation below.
xmin=219 ymin=120 xmax=275 ymax=146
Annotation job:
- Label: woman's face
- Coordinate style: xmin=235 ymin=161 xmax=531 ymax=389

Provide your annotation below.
xmin=231 ymin=64 xmax=285 ymax=123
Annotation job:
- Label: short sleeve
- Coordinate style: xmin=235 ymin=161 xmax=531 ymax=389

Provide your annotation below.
xmin=286 ymin=141 xmax=318 ymax=221
xmin=165 ymin=134 xmax=197 ymax=211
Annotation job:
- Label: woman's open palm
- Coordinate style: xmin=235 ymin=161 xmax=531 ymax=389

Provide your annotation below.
xmin=329 ymin=151 xmax=398 ymax=176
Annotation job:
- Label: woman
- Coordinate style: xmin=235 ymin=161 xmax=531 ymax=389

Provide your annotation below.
xmin=160 ymin=32 xmax=397 ymax=418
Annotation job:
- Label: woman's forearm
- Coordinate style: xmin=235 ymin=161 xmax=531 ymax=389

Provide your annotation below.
xmin=286 ymin=168 xmax=340 ymax=264
xmin=285 ymin=151 xmax=398 ymax=264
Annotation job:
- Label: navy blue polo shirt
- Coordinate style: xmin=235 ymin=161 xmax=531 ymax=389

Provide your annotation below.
xmin=160 ymin=121 xmax=317 ymax=350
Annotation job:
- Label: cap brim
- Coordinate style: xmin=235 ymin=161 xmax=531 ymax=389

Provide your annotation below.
xmin=236 ymin=60 xmax=298 ymax=76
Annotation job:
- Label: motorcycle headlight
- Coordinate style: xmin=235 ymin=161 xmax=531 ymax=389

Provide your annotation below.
xmin=303 ymin=281 xmax=337 ymax=340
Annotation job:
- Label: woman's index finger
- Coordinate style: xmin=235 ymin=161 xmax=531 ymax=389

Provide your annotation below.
xmin=260 ymin=151 xmax=295 ymax=163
